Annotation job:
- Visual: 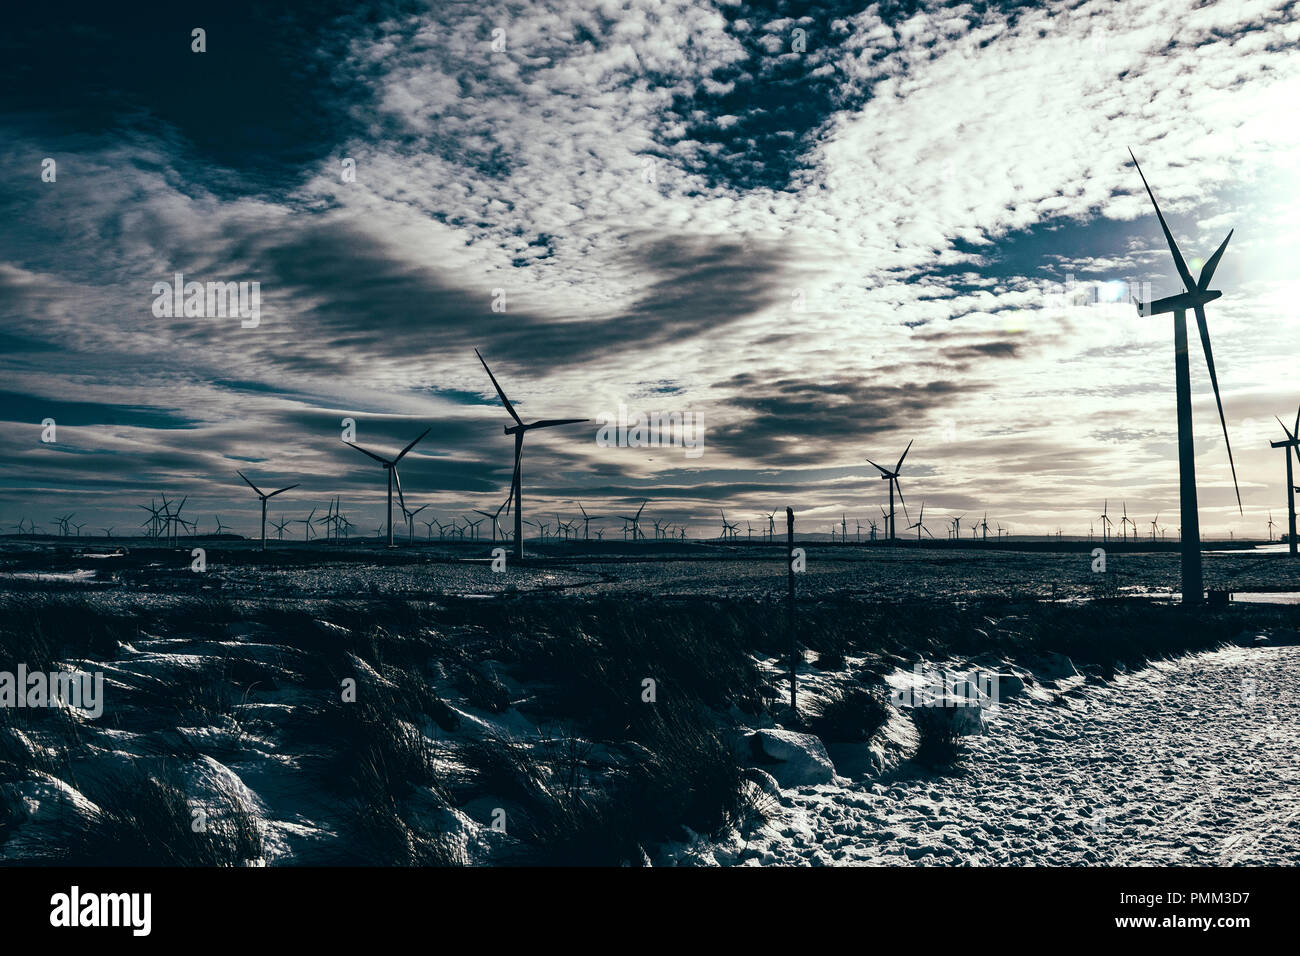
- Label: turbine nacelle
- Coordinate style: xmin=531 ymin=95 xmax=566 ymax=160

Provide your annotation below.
xmin=1135 ymin=288 xmax=1222 ymax=317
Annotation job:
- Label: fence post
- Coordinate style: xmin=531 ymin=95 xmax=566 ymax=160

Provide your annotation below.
xmin=786 ymin=506 xmax=796 ymax=715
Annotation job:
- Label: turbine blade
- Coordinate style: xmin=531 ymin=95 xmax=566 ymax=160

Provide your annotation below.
xmin=864 ymin=457 xmax=891 ymax=476
xmin=1197 ymin=229 xmax=1233 ymax=292
xmin=529 ymin=418 xmax=588 ymax=429
xmin=344 ymin=441 xmax=390 ymax=465
xmin=1129 ymin=149 xmax=1196 ymax=293
xmin=237 ymin=471 xmax=264 ymax=497
xmin=475 ymin=349 xmax=524 ymax=426
xmin=394 ymin=427 xmax=431 ymax=463
xmin=267 ymin=484 xmax=299 ymax=498
xmin=1194 ymin=304 xmax=1242 ymax=513
xmin=895 ymin=439 xmax=913 ymax=473
xmin=393 ymin=467 xmax=407 ymax=514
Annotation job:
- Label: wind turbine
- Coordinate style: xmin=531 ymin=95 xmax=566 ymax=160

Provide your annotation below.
xmin=1130 ymin=149 xmax=1242 ymax=602
xmin=907 ymin=502 xmax=934 ymax=542
xmin=474 ymin=497 xmax=511 ymax=543
xmin=1120 ymin=502 xmax=1134 ymax=544
xmin=1098 ymin=500 xmax=1112 ymax=543
xmin=297 ymin=509 xmax=316 ymax=542
xmin=1267 ymin=511 xmax=1277 ymax=544
xmin=342 ymin=427 xmax=430 ymax=548
xmin=237 ymin=471 xmax=299 ymax=551
xmin=980 ymin=513 xmax=989 ymax=544
xmin=403 ymin=504 xmax=428 ymax=543
xmin=577 ymin=502 xmax=599 ymax=540
xmin=618 ymin=499 xmax=649 ymax=541
xmin=475 ymin=349 xmax=588 ymax=561
xmin=866 ymin=440 xmax=912 ymax=542
xmin=1270 ymin=406 xmax=1300 ymax=556
xmin=138 ymin=500 xmax=163 ymax=539
xmin=271 ymin=516 xmax=291 ymax=541
xmin=214 ymin=515 xmax=232 ymax=537
xmin=1150 ymin=512 xmax=1160 ymax=543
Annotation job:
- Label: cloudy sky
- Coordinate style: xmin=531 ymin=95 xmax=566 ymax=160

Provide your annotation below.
xmin=3 ymin=0 xmax=1300 ymax=540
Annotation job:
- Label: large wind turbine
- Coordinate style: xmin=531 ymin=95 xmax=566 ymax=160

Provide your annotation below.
xmin=342 ymin=427 xmax=430 ymax=548
xmin=577 ymin=502 xmax=598 ymax=541
xmin=618 ymin=499 xmax=648 ymax=541
xmin=475 ymin=349 xmax=588 ymax=561
xmin=237 ymin=472 xmax=299 ymax=551
xmin=866 ymin=440 xmax=912 ymax=542
xmin=1130 ymin=149 xmax=1242 ymax=603
xmin=1270 ymin=405 xmax=1300 ymax=556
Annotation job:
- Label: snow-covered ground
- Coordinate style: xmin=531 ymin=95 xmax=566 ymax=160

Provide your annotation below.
xmin=724 ymin=644 xmax=1300 ymax=865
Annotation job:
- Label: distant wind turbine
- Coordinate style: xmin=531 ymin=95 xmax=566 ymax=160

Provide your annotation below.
xmin=1271 ymin=405 xmax=1300 ymax=556
xmin=342 ymin=427 xmax=430 ymax=548
xmin=866 ymin=440 xmax=912 ymax=542
xmin=237 ymin=471 xmax=299 ymax=551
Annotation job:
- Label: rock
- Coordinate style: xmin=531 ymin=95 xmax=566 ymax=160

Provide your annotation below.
xmin=746 ymin=729 xmax=836 ymax=786
xmin=989 ymin=673 xmax=1026 ymax=700
xmin=911 ymin=693 xmax=986 ymax=737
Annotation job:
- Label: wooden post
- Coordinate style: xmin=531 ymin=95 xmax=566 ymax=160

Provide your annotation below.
xmin=786 ymin=507 xmax=796 ymax=714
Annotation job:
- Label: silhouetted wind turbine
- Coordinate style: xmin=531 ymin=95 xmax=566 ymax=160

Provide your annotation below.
xmin=297 ymin=509 xmax=316 ymax=542
xmin=908 ymin=502 xmax=934 ymax=542
xmin=342 ymin=427 xmax=430 ymax=548
xmin=1130 ymin=148 xmax=1242 ymax=603
xmin=1120 ymin=501 xmax=1134 ymax=544
xmin=577 ymin=502 xmax=598 ymax=540
xmin=237 ymin=471 xmax=299 ymax=551
xmin=866 ymin=440 xmax=912 ymax=542
xmin=1270 ymin=405 xmax=1300 ymax=556
xmin=619 ymin=499 xmax=649 ymax=541
xmin=475 ymin=348 xmax=587 ymax=560
xmin=473 ymin=502 xmax=506 ymax=543
xmin=1098 ymin=500 xmax=1112 ymax=543
xmin=403 ymin=504 xmax=428 ymax=543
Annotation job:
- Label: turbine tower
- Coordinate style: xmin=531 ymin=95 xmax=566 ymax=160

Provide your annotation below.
xmin=1130 ymin=149 xmax=1242 ymax=603
xmin=476 ymin=349 xmax=587 ymax=561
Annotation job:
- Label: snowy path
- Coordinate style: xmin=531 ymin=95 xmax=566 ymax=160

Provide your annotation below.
xmin=738 ymin=645 xmax=1300 ymax=865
